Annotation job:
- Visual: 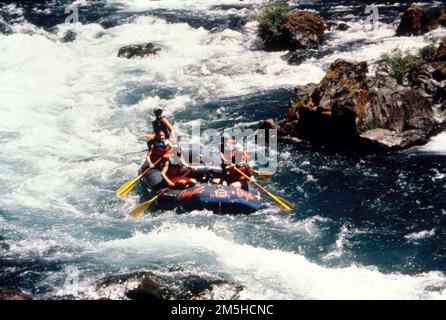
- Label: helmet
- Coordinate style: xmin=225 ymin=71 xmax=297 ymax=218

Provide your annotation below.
xmin=154 ymin=107 xmax=163 ymax=115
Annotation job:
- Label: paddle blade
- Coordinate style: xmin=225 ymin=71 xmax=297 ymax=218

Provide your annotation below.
xmin=272 ymin=195 xmax=294 ymax=212
xmin=116 ymin=176 xmax=140 ymax=197
xmin=252 ymin=169 xmax=273 ymax=178
xmin=129 ymin=196 xmax=158 ymax=218
xmin=256 ymin=171 xmax=273 ymax=179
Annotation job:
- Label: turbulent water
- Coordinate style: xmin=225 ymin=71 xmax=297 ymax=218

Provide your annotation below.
xmin=1 ymin=0 xmax=446 ymax=300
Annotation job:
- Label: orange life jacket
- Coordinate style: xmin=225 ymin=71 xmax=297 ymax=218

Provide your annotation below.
xmin=150 ymin=140 xmax=170 ymax=163
xmin=226 ymin=151 xmax=250 ymax=182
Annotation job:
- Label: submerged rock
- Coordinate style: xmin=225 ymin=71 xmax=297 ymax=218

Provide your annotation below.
xmin=279 ymin=59 xmax=441 ymax=151
xmin=325 ymin=21 xmax=351 ymax=31
xmin=61 ymin=30 xmax=77 ymax=43
xmin=0 ymin=288 xmax=32 ymax=300
xmin=117 ymin=43 xmax=161 ymax=59
xmin=262 ymin=11 xmax=324 ymax=51
xmin=96 ymin=271 xmax=243 ymax=300
xmin=126 ymin=274 xmax=174 ymax=301
xmin=282 ymin=49 xmax=319 ymax=65
xmin=396 ymin=6 xmax=446 ymax=36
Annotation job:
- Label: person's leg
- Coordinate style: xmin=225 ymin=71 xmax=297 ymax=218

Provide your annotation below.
xmin=230 ymin=181 xmax=242 ymax=188
xmin=185 ymin=178 xmax=197 ymax=188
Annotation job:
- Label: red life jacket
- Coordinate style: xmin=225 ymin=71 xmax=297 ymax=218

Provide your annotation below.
xmin=166 ymin=158 xmax=183 ymax=178
xmin=150 ymin=140 xmax=170 ymax=163
xmin=226 ymin=151 xmax=250 ymax=182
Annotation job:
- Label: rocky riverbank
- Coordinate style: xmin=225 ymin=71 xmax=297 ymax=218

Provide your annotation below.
xmin=263 ymin=4 xmax=446 ymax=152
xmin=0 ymin=287 xmax=32 ymax=300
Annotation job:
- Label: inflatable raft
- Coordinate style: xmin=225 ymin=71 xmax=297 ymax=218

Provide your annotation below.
xmin=139 ymin=163 xmax=262 ymax=214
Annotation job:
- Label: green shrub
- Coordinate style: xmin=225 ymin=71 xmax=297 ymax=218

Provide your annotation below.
xmin=358 ymin=121 xmax=374 ymax=134
xmin=378 ymin=42 xmax=439 ymax=85
xmin=418 ymin=42 xmax=437 ymax=61
xmin=256 ymin=0 xmax=292 ymax=45
xmin=378 ymin=48 xmax=422 ymax=84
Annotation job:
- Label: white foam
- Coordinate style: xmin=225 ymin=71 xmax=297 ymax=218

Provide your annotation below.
xmin=417 ymin=132 xmax=446 ymax=154
xmin=405 ymin=229 xmax=436 ymax=242
xmin=99 ymin=223 xmax=446 ymax=300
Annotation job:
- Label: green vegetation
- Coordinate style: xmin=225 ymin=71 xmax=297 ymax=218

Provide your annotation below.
xmin=256 ymin=0 xmax=292 ymax=45
xmin=358 ymin=121 xmax=374 ymax=134
xmin=378 ymin=42 xmax=438 ymax=85
xmin=418 ymin=42 xmax=437 ymax=61
xmin=378 ymin=48 xmax=421 ymax=84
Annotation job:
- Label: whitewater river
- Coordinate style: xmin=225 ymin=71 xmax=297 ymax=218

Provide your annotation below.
xmin=1 ymin=0 xmax=446 ymax=299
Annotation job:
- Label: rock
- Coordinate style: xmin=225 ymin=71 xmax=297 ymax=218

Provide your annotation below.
xmin=96 ymin=271 xmax=242 ymax=300
xmin=281 ymin=12 xmax=325 ymax=51
xmin=259 ymin=118 xmax=278 ymax=131
xmin=325 ymin=21 xmax=351 ymax=31
xmin=0 ymin=288 xmax=32 ymax=300
xmin=359 ymin=129 xmax=427 ymax=150
xmin=61 ymin=30 xmax=77 ymax=43
xmin=282 ymin=49 xmax=319 ymax=65
xmin=126 ymin=274 xmax=174 ymax=301
xmin=117 ymin=43 xmax=161 ymax=59
xmin=179 ymin=275 xmax=242 ymax=300
xmin=262 ymin=12 xmax=324 ymax=51
xmin=409 ymin=37 xmax=446 ymax=110
xmin=280 ymin=59 xmax=440 ymax=151
xmin=396 ymin=6 xmax=446 ymax=36
xmin=336 ymin=23 xmax=351 ymax=31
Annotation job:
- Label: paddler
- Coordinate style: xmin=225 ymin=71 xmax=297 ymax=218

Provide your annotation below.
xmin=161 ymin=147 xmax=197 ymax=189
xmin=146 ymin=107 xmax=175 ymax=146
xmin=223 ymin=146 xmax=253 ymax=189
xmin=146 ymin=130 xmax=173 ymax=170
xmin=211 ymin=136 xmax=254 ymax=189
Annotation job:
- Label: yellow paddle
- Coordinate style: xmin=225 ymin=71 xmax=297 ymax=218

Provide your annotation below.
xmin=129 ymin=170 xmax=192 ymax=218
xmin=251 ymin=169 xmax=274 ymax=179
xmin=115 ymin=157 xmax=163 ymax=198
xmin=233 ymin=166 xmax=294 ymax=212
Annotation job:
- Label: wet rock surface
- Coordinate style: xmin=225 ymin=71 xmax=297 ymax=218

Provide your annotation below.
xmin=278 ymin=58 xmax=442 ymax=151
xmin=396 ymin=6 xmax=446 ymax=36
xmin=261 ymin=11 xmax=325 ymax=52
xmin=96 ymin=271 xmax=243 ymax=300
xmin=0 ymin=287 xmax=32 ymax=300
xmin=117 ymin=43 xmax=161 ymax=59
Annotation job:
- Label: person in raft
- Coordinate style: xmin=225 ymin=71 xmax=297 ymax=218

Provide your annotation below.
xmin=211 ymin=136 xmax=254 ymax=189
xmin=223 ymin=146 xmax=253 ymax=189
xmin=146 ymin=130 xmax=173 ymax=170
xmin=161 ymin=147 xmax=197 ymax=189
xmin=146 ymin=107 xmax=175 ymax=146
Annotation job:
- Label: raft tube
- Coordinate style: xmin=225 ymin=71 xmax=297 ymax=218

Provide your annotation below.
xmin=139 ymin=163 xmax=262 ymax=214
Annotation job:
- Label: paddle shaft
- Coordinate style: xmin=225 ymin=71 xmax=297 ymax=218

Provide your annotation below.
xmin=130 ymin=169 xmax=193 ymax=217
xmin=233 ymin=166 xmax=293 ymax=210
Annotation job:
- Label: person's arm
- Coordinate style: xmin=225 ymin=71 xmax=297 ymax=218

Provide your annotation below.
xmin=161 ymin=161 xmax=175 ymax=187
xmin=146 ymin=144 xmax=154 ymax=168
xmin=181 ymin=156 xmax=197 ymax=171
xmin=163 ymin=118 xmax=175 ymax=144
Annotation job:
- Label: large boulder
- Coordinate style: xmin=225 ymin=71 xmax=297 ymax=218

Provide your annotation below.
xmin=280 ymin=59 xmax=440 ymax=150
xmin=396 ymin=6 xmax=446 ymax=36
xmin=117 ymin=43 xmax=161 ymax=59
xmin=0 ymin=288 xmax=32 ymax=300
xmin=280 ymin=12 xmax=325 ymax=50
xmin=262 ymin=12 xmax=324 ymax=51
